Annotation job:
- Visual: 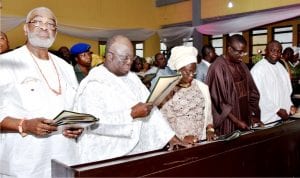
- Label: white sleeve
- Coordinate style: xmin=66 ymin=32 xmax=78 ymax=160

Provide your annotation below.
xmin=74 ymin=81 xmax=134 ymax=125
xmin=251 ymin=68 xmax=280 ymax=122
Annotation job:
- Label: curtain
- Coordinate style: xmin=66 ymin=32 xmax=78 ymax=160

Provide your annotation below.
xmin=58 ymin=24 xmax=155 ymax=41
xmin=196 ymin=4 xmax=300 ymax=35
xmin=0 ymin=15 xmax=25 ymax=32
xmin=0 ymin=16 xmax=155 ymax=41
xmin=1 ymin=4 xmax=300 ymax=42
xmin=157 ymin=26 xmax=194 ymax=48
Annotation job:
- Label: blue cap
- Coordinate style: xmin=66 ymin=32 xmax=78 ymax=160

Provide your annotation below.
xmin=70 ymin=43 xmax=91 ymax=55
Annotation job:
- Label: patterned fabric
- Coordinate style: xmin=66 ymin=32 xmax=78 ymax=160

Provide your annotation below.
xmin=73 ymin=65 xmax=175 ymax=163
xmin=160 ymin=80 xmax=208 ymax=140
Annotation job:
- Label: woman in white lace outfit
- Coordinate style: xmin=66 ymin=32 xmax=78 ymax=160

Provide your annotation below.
xmin=159 ymin=46 xmax=215 ymax=144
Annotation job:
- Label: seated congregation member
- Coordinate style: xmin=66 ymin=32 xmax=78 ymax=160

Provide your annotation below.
xmin=142 ymin=57 xmax=153 ymax=73
xmin=251 ymin=41 xmax=296 ymax=124
xmin=0 ymin=7 xmax=81 ymax=178
xmin=73 ymin=35 xmax=179 ymax=163
xmin=159 ymin=46 xmax=215 ymax=143
xmin=70 ymin=43 xmax=92 ymax=83
xmin=130 ymin=55 xmax=143 ymax=74
xmin=57 ymin=46 xmax=73 ymax=65
xmin=145 ymin=52 xmax=175 ymax=91
xmin=280 ymin=47 xmax=300 ymax=97
xmin=131 ymin=56 xmax=153 ymax=88
xmin=206 ymin=34 xmax=262 ymax=136
xmin=196 ymin=45 xmax=217 ymax=82
xmin=0 ymin=31 xmax=10 ymax=54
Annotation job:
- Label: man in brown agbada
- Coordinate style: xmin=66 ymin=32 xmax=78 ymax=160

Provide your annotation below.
xmin=206 ymin=34 xmax=262 ymax=136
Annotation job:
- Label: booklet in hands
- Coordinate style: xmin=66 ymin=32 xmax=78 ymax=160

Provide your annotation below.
xmin=146 ymin=75 xmax=181 ymax=106
xmin=53 ymin=110 xmax=99 ymax=127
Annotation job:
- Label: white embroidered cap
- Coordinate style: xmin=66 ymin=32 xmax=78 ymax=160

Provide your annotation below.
xmin=168 ymin=46 xmax=198 ymax=70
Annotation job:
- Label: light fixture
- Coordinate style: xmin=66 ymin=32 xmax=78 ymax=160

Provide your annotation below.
xmin=228 ymin=0 xmax=234 ymax=8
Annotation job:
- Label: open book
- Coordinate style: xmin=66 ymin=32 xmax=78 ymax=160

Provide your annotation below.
xmin=146 ymin=74 xmax=181 ymax=106
xmin=53 ymin=110 xmax=99 ymax=127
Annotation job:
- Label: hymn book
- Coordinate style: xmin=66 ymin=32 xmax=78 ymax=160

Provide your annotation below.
xmin=146 ymin=74 xmax=181 ymax=106
xmin=53 ymin=110 xmax=99 ymax=127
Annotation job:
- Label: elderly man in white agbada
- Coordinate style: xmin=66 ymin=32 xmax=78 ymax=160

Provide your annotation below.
xmin=73 ymin=35 xmax=176 ymax=163
xmin=0 ymin=7 xmax=81 ymax=178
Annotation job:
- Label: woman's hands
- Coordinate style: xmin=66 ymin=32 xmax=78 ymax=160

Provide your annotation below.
xmin=168 ymin=136 xmax=192 ymax=151
xmin=183 ymin=135 xmax=199 ymax=144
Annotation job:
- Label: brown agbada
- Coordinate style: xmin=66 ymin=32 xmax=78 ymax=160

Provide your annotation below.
xmin=206 ymin=56 xmax=260 ymax=136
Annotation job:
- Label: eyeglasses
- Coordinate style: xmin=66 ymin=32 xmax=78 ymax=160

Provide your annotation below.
xmin=27 ymin=20 xmax=57 ymax=30
xmin=230 ymin=45 xmax=248 ymax=57
xmin=109 ymin=51 xmax=134 ymax=63
xmin=180 ymin=70 xmax=196 ymax=77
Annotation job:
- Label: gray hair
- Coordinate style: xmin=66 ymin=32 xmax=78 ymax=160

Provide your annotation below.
xmin=25 ymin=7 xmax=57 ymax=24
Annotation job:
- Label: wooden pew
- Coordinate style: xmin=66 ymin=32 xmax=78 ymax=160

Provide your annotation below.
xmin=52 ymin=119 xmax=300 ymax=177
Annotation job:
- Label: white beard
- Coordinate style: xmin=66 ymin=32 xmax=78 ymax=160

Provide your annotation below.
xmin=27 ymin=29 xmax=56 ymax=48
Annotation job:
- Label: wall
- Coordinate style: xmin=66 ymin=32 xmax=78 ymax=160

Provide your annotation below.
xmin=1 ymin=0 xmax=162 ymax=56
xmin=201 ymin=0 xmax=300 ymax=19
xmin=1 ymin=0 xmax=300 ymax=57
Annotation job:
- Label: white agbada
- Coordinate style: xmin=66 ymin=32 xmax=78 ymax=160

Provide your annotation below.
xmin=0 ymin=46 xmax=79 ymax=178
xmin=251 ymin=58 xmax=293 ymax=124
xmin=73 ymin=65 xmax=175 ymax=163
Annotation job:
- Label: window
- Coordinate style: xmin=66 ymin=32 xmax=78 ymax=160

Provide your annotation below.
xmin=229 ymin=32 xmax=242 ymax=36
xmin=160 ymin=42 xmax=167 ymax=57
xmin=298 ymin=24 xmax=300 ymax=46
xmin=98 ymin=41 xmax=107 ymax=57
xmin=183 ymin=37 xmax=193 ymax=47
xmin=251 ymin=29 xmax=267 ymax=55
xmin=273 ymin=26 xmax=293 ymax=50
xmin=210 ymin=35 xmax=223 ymax=56
xmin=99 ymin=41 xmax=144 ymax=57
xmin=135 ymin=42 xmax=144 ymax=57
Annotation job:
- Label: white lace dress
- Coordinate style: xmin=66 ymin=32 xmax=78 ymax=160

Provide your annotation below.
xmin=160 ymin=80 xmax=213 ymax=140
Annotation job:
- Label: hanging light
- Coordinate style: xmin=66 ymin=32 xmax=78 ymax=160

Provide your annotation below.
xmin=228 ymin=0 xmax=234 ymax=8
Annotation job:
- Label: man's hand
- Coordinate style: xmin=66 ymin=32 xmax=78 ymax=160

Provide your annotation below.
xmin=290 ymin=105 xmax=297 ymax=115
xmin=236 ymin=120 xmax=250 ymax=130
xmin=228 ymin=113 xmax=250 ymax=130
xmin=23 ymin=118 xmax=57 ymax=136
xmin=63 ymin=127 xmax=83 ymax=139
xmin=277 ymin=108 xmax=289 ymax=120
xmin=131 ymin=102 xmax=153 ymax=119
xmin=251 ymin=117 xmax=264 ymax=127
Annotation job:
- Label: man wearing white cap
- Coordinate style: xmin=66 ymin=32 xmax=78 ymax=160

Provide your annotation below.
xmin=159 ymin=46 xmax=215 ymax=143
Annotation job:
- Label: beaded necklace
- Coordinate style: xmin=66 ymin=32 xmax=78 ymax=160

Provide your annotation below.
xmin=29 ymin=51 xmax=62 ymax=95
